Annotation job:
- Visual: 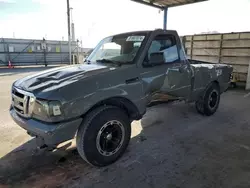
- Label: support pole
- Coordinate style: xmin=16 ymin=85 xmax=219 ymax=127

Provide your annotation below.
xmin=163 ymin=7 xmax=168 ymax=30
xmin=67 ymin=0 xmax=72 ymax=64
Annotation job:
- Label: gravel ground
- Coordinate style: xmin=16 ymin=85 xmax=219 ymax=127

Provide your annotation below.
xmin=1 ymin=67 xmax=250 ymax=188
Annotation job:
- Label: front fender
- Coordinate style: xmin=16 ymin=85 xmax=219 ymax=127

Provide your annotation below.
xmin=62 ymin=85 xmax=145 ymax=121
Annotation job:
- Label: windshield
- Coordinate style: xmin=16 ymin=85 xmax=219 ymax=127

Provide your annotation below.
xmin=87 ymin=33 xmax=147 ymax=64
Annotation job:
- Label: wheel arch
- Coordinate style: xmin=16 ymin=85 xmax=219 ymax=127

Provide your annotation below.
xmin=210 ymin=80 xmax=220 ymax=92
xmin=205 ymin=79 xmax=220 ymax=91
xmin=212 ymin=80 xmax=219 ymax=87
xmin=198 ymin=80 xmax=220 ymax=100
xmin=81 ymin=96 xmax=142 ymax=121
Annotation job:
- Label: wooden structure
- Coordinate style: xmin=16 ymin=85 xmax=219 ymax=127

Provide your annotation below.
xmin=182 ymin=32 xmax=250 ymax=83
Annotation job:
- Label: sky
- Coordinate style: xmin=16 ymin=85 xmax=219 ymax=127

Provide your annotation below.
xmin=0 ymin=0 xmax=250 ymax=48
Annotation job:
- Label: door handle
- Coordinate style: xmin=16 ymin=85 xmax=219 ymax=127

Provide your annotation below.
xmin=178 ymin=67 xmax=184 ymax=73
xmin=169 ymin=67 xmax=183 ymax=73
xmin=125 ymin=77 xmax=139 ymax=84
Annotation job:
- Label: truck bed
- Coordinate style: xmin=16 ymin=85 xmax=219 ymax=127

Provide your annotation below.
xmin=188 ymin=59 xmax=215 ymax=65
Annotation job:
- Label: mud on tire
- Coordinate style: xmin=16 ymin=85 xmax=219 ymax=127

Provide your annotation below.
xmin=195 ymin=82 xmax=220 ymax=116
xmin=76 ymin=106 xmax=131 ymax=167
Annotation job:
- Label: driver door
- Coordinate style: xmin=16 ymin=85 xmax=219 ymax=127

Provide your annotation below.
xmin=139 ymin=33 xmax=192 ymax=103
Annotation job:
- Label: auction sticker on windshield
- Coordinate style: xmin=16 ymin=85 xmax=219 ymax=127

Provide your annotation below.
xmin=126 ymin=36 xmax=145 ymax=42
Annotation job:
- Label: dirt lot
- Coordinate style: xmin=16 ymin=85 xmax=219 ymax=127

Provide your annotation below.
xmin=1 ymin=66 xmax=250 ymax=188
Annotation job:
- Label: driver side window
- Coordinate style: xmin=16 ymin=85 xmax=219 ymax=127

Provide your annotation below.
xmin=147 ymin=35 xmax=179 ymax=64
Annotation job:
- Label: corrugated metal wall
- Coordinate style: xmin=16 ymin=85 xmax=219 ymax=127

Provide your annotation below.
xmin=182 ymin=32 xmax=250 ymax=82
xmin=0 ymin=38 xmax=79 ymax=66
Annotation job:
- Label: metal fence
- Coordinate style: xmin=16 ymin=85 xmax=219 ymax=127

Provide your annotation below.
xmin=0 ymin=38 xmax=81 ymax=66
xmin=181 ymin=32 xmax=250 ymax=82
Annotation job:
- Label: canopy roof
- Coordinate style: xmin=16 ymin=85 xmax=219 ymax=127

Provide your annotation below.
xmin=131 ymin=0 xmax=208 ymax=9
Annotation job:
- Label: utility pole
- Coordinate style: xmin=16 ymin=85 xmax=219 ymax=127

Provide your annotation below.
xmin=70 ymin=7 xmax=75 ymax=42
xmin=67 ymin=0 xmax=72 ymax=64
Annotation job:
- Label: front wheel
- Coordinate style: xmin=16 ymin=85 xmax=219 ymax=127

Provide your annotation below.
xmin=196 ymin=83 xmax=220 ymax=116
xmin=76 ymin=106 xmax=131 ymax=167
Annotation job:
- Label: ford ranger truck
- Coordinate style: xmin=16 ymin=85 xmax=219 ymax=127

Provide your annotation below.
xmin=10 ymin=29 xmax=233 ymax=166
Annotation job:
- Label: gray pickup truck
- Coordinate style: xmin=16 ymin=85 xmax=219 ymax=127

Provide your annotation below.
xmin=10 ymin=29 xmax=233 ymax=166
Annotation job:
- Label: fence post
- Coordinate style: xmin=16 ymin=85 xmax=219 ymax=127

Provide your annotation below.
xmin=60 ymin=41 xmax=63 ymax=64
xmin=2 ymin=38 xmax=10 ymax=64
xmin=190 ymin=36 xmax=194 ymax=59
xmin=77 ymin=39 xmax=79 ymax=64
xmin=218 ymin=34 xmax=223 ymax=64
xmin=246 ymin=61 xmax=250 ymax=90
xmin=42 ymin=38 xmax=47 ymax=67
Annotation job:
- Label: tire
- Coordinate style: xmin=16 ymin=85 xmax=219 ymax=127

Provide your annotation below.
xmin=195 ymin=83 xmax=220 ymax=116
xmin=76 ymin=106 xmax=131 ymax=167
xmin=230 ymin=82 xmax=237 ymax=88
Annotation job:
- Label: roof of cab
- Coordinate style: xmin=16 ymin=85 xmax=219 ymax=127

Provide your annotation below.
xmin=111 ymin=29 xmax=177 ymax=37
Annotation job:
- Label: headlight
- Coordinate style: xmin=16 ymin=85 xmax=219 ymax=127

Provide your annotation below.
xmin=32 ymin=99 xmax=63 ymax=122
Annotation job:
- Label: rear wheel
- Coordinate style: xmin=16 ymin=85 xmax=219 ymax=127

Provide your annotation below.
xmin=76 ymin=106 xmax=131 ymax=167
xmin=230 ymin=82 xmax=237 ymax=88
xmin=196 ymin=83 xmax=220 ymax=116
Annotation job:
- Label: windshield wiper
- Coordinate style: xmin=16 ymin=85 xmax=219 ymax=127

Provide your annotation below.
xmin=84 ymin=59 xmax=92 ymax=64
xmin=96 ymin=59 xmax=132 ymax=66
xmin=96 ymin=59 xmax=122 ymax=66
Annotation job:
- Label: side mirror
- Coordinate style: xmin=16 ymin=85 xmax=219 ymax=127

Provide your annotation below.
xmin=83 ymin=56 xmax=89 ymax=63
xmin=149 ymin=52 xmax=165 ymax=66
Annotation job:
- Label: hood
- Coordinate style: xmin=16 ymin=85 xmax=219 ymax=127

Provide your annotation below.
xmin=14 ymin=64 xmax=114 ymax=93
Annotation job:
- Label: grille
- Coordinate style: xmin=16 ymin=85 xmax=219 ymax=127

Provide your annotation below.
xmin=12 ymin=88 xmax=33 ymax=118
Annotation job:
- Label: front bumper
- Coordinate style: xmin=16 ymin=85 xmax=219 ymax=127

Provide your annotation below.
xmin=10 ymin=108 xmax=82 ymax=146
